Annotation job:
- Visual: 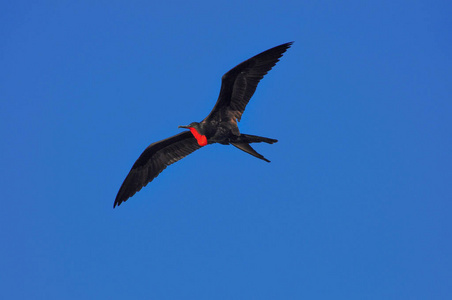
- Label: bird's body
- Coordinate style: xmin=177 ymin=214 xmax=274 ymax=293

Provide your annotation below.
xmin=114 ymin=42 xmax=293 ymax=207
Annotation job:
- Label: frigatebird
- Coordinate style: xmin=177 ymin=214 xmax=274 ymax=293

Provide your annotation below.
xmin=114 ymin=42 xmax=292 ymax=207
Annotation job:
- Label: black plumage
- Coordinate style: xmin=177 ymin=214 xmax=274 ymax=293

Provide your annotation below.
xmin=114 ymin=42 xmax=292 ymax=207
xmin=115 ymin=132 xmax=200 ymax=206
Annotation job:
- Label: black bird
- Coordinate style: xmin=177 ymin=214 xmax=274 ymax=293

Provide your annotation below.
xmin=114 ymin=42 xmax=293 ymax=207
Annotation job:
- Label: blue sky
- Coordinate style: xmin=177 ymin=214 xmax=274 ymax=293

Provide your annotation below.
xmin=1 ymin=1 xmax=451 ymax=299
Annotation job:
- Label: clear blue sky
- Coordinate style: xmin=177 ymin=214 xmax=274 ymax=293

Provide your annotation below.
xmin=1 ymin=1 xmax=451 ymax=299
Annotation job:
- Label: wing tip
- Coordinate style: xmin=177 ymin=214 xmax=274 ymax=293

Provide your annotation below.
xmin=113 ymin=197 xmax=123 ymax=208
xmin=277 ymin=41 xmax=294 ymax=54
xmin=277 ymin=41 xmax=294 ymax=50
xmin=114 ymin=187 xmax=139 ymax=208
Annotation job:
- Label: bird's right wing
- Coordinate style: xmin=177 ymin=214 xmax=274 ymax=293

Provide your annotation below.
xmin=114 ymin=131 xmax=201 ymax=207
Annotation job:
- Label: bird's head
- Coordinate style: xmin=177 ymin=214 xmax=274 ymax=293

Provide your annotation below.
xmin=178 ymin=122 xmax=208 ymax=146
xmin=178 ymin=122 xmax=201 ymax=131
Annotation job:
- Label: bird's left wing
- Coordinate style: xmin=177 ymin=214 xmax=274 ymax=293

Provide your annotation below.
xmin=204 ymin=42 xmax=293 ymax=122
xmin=114 ymin=131 xmax=201 ymax=207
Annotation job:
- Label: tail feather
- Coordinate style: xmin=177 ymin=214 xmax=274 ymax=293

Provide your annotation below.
xmin=239 ymin=134 xmax=278 ymax=144
xmin=231 ymin=134 xmax=277 ymax=162
xmin=231 ymin=142 xmax=270 ymax=162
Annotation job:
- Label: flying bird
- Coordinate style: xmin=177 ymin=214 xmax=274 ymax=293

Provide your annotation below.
xmin=114 ymin=42 xmax=293 ymax=207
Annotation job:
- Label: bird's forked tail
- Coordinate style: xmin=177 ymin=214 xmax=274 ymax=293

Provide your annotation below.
xmin=231 ymin=134 xmax=278 ymax=162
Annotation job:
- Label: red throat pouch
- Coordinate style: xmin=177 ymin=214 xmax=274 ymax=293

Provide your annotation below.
xmin=189 ymin=127 xmax=208 ymax=146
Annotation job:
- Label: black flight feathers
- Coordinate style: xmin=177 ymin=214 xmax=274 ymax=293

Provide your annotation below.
xmin=114 ymin=132 xmax=200 ymax=207
xmin=205 ymin=42 xmax=293 ymax=122
xmin=114 ymin=42 xmax=292 ymax=207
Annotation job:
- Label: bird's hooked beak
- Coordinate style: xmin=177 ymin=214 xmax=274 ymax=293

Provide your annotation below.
xmin=178 ymin=125 xmax=190 ymax=129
